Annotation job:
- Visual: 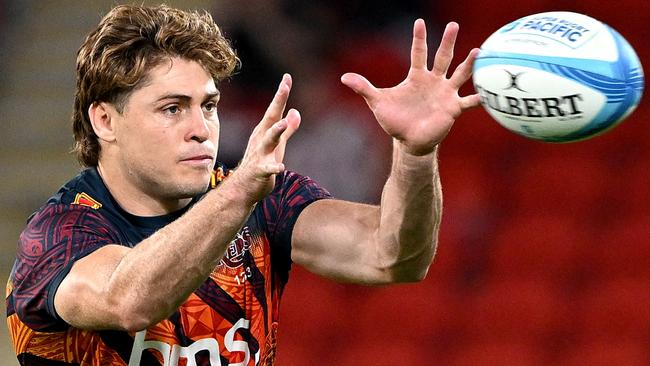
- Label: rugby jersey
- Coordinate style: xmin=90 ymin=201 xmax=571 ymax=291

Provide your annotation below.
xmin=6 ymin=165 xmax=330 ymax=365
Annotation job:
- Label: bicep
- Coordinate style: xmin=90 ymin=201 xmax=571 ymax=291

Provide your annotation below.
xmin=54 ymin=244 xmax=130 ymax=329
xmin=291 ymin=199 xmax=391 ymax=284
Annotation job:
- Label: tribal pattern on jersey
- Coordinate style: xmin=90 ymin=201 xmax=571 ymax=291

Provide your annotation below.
xmin=6 ymin=166 xmax=330 ymax=365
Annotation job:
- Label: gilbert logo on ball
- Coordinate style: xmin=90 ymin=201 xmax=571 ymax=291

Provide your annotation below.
xmin=472 ymin=11 xmax=644 ymax=142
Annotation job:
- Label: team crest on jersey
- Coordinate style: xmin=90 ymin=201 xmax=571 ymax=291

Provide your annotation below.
xmin=220 ymin=226 xmax=252 ymax=269
xmin=72 ymin=192 xmax=102 ymax=209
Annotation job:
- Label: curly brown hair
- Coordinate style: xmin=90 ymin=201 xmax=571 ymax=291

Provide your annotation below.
xmin=72 ymin=4 xmax=239 ymax=167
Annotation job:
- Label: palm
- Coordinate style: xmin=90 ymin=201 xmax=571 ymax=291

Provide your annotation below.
xmin=371 ymin=74 xmax=461 ymax=151
xmin=342 ymin=21 xmax=480 ymax=156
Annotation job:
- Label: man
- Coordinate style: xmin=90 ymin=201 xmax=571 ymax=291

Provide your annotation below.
xmin=6 ymin=4 xmax=479 ymax=366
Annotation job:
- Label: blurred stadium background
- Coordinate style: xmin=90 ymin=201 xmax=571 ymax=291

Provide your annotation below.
xmin=0 ymin=0 xmax=648 ymax=365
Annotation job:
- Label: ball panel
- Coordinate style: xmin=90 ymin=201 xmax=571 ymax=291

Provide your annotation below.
xmin=539 ymin=63 xmax=631 ymax=102
xmin=605 ymin=25 xmax=644 ymax=93
xmin=476 ymin=51 xmax=617 ymax=78
xmin=553 ymin=26 xmax=644 ymax=141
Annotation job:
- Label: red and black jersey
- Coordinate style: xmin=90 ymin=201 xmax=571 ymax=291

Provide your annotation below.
xmin=6 ymin=166 xmax=330 ymax=366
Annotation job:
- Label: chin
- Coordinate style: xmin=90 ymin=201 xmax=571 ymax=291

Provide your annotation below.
xmin=167 ymin=183 xmax=210 ymax=200
xmin=164 ymin=175 xmax=211 ymax=199
xmin=155 ymin=165 xmax=212 ymax=198
xmin=183 ymin=177 xmax=212 ymax=195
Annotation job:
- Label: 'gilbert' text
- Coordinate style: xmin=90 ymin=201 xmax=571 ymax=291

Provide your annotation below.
xmin=475 ymin=84 xmax=583 ymax=119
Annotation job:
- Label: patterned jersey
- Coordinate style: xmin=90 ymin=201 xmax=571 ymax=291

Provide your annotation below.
xmin=6 ymin=166 xmax=330 ymax=366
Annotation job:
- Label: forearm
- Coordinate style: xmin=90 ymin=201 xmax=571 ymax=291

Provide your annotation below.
xmin=376 ymin=140 xmax=441 ymax=282
xmin=105 ymin=172 xmax=255 ymax=329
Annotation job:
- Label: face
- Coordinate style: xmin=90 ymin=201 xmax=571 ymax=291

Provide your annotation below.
xmin=109 ymin=57 xmax=220 ymax=204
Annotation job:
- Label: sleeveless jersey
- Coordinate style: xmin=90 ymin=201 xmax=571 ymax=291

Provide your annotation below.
xmin=6 ymin=166 xmax=331 ymax=366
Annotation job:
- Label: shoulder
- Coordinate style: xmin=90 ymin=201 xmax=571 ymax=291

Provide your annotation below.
xmin=24 ymin=167 xmax=118 ymax=240
xmin=17 ymin=168 xmax=122 ymax=273
xmin=23 ymin=202 xmax=114 ymax=240
xmin=17 ymin=203 xmax=118 ymax=270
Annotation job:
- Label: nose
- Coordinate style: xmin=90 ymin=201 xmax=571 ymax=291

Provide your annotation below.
xmin=186 ymin=107 xmax=211 ymax=143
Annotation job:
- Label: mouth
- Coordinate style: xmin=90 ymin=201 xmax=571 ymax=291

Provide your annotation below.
xmin=179 ymin=154 xmax=214 ymax=167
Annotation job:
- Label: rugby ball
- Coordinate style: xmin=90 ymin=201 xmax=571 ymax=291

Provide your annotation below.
xmin=472 ymin=11 xmax=644 ymax=142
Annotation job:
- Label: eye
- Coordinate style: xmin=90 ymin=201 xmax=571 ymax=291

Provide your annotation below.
xmin=164 ymin=105 xmax=180 ymax=115
xmin=203 ymin=101 xmax=217 ymax=113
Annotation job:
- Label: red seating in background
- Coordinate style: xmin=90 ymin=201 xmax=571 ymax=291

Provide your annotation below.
xmin=567 ymin=2 xmax=650 ymax=38
xmin=429 ymin=225 xmax=464 ymax=281
xmin=439 ymin=155 xmax=493 ymax=221
xmin=509 ymin=154 xmax=609 ymax=217
xmin=336 ymin=339 xmax=441 ymax=366
xmin=575 ymin=277 xmax=650 ymax=342
xmin=437 ymin=154 xmax=495 ymax=281
xmin=279 ymin=272 xmax=465 ymax=365
xmin=333 ymin=35 xmax=405 ymax=91
xmin=486 ymin=214 xmax=587 ymax=283
xmin=556 ymin=340 xmax=649 ymax=366
xmin=448 ymin=341 xmax=546 ymax=366
xmin=354 ymin=280 xmax=463 ymax=345
xmin=586 ymin=215 xmax=650 ymax=280
xmin=617 ymin=163 xmax=650 ymax=216
xmin=276 ymin=267 xmax=358 ymax=365
xmin=461 ymin=278 xmax=571 ymax=344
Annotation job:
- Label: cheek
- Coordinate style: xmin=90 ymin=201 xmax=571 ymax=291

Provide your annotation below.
xmin=211 ymin=121 xmax=220 ymax=140
xmin=146 ymin=129 xmax=177 ymax=161
xmin=208 ymin=119 xmax=220 ymax=146
xmin=121 ymin=125 xmax=175 ymax=162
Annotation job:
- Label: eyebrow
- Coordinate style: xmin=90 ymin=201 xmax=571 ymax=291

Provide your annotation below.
xmin=154 ymin=90 xmax=221 ymax=103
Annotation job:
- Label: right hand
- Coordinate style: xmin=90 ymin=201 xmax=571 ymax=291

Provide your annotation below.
xmin=232 ymin=74 xmax=301 ymax=203
xmin=341 ymin=21 xmax=480 ymax=156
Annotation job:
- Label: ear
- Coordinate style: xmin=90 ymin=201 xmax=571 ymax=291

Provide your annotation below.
xmin=88 ymin=102 xmax=117 ymax=142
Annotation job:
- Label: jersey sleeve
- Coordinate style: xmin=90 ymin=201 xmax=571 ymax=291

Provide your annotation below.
xmin=259 ymin=171 xmax=331 ymax=283
xmin=8 ymin=204 xmax=120 ymax=331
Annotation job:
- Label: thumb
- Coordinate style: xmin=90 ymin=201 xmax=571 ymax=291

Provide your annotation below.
xmin=341 ymin=73 xmax=378 ymax=102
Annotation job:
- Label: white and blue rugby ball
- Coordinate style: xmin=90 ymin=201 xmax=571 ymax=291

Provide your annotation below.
xmin=472 ymin=11 xmax=644 ymax=142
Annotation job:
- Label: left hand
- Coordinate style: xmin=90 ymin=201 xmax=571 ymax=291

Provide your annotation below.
xmin=234 ymin=74 xmax=301 ymax=204
xmin=341 ymin=20 xmax=481 ymax=156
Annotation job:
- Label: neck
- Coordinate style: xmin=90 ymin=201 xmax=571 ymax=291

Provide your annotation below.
xmin=96 ymin=162 xmax=191 ymax=217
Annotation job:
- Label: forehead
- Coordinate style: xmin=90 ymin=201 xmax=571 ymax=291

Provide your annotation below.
xmin=134 ymin=57 xmax=218 ymax=99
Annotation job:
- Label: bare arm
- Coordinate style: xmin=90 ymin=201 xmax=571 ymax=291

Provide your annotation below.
xmin=293 ymin=144 xmax=440 ymax=284
xmin=54 ymin=75 xmax=301 ymax=332
xmin=292 ymin=21 xmax=480 ymax=284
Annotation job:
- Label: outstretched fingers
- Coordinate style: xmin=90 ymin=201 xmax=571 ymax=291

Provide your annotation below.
xmin=275 ymin=109 xmax=301 ymax=164
xmin=262 ymin=74 xmax=292 ymax=126
xmin=256 ymin=119 xmax=287 ymax=175
xmin=450 ymin=48 xmax=480 ymax=89
xmin=450 ymin=47 xmax=481 ymax=111
xmin=259 ymin=109 xmax=301 ymax=174
xmin=262 ymin=109 xmax=300 ymax=153
xmin=410 ymin=18 xmax=428 ymax=70
xmin=432 ymin=22 xmax=459 ymax=76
